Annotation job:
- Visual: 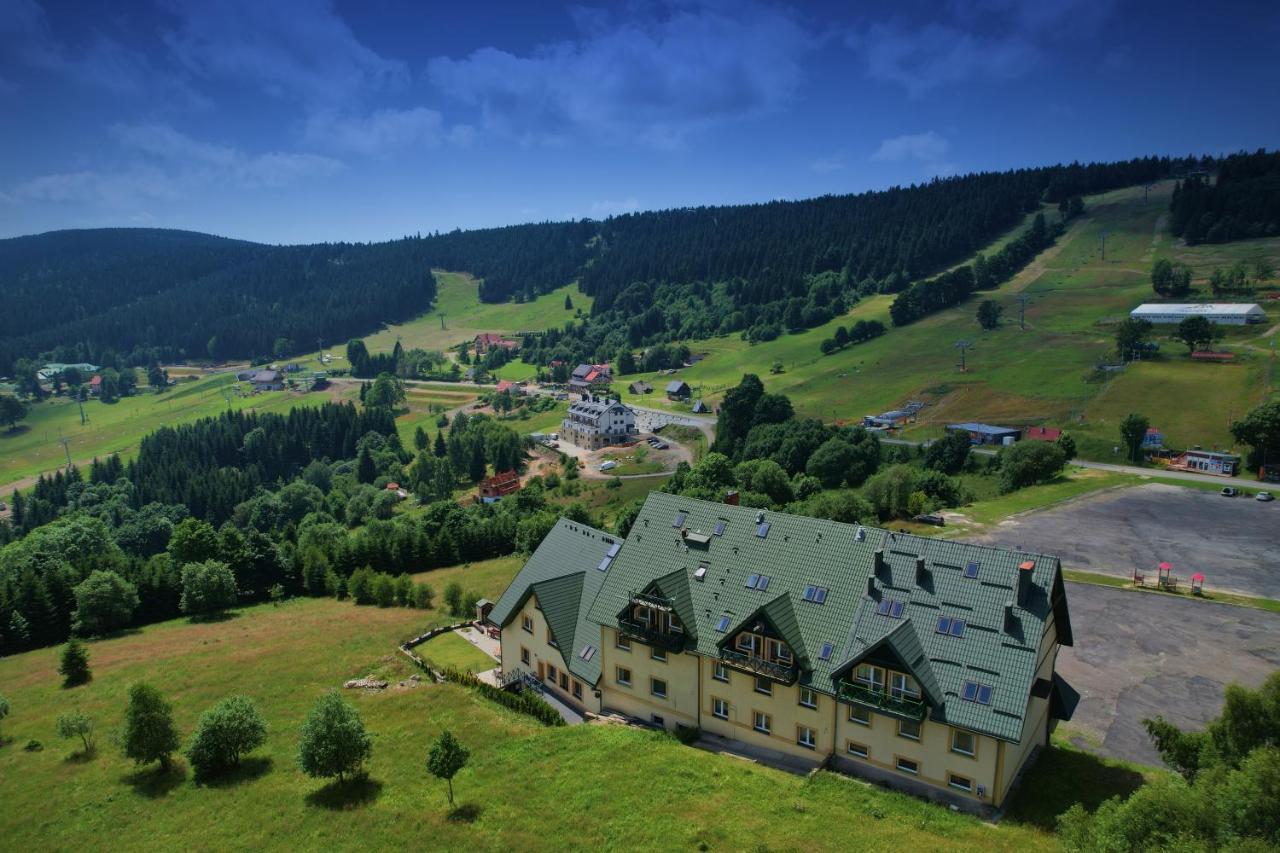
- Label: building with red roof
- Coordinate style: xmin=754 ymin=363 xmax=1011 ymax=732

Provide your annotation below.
xmin=474 ymin=332 xmax=520 ymax=355
xmin=479 ymin=469 xmax=522 ymax=502
xmin=1024 ymin=426 xmax=1062 ymax=442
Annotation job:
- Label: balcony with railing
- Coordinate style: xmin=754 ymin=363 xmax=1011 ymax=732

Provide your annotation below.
xmin=837 ymin=680 xmax=927 ymax=720
xmin=618 ymin=591 xmax=685 ymax=650
xmin=719 ymin=646 xmax=798 ymax=684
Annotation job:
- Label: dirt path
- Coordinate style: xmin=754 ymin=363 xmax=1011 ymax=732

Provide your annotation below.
xmin=1006 ymin=217 xmax=1086 ymax=294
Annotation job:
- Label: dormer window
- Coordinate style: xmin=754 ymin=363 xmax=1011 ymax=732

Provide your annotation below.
xmin=890 ymin=672 xmax=920 ymax=700
xmin=736 ymin=633 xmax=756 ymax=654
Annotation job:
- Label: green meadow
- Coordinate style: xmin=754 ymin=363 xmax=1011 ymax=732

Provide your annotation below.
xmin=0 ymin=550 xmax=1148 ymax=852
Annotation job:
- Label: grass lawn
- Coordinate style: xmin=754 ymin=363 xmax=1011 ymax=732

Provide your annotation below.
xmin=416 ymin=632 xmax=496 ymax=673
xmin=0 ymin=374 xmax=326 ymax=489
xmin=0 ymin=576 xmax=1071 ymax=851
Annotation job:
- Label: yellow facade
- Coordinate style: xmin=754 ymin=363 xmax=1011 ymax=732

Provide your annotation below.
xmin=699 ymin=656 xmax=834 ymax=763
xmin=597 ymin=627 xmax=699 ymax=729
xmin=499 ymin=593 xmax=601 ymax=714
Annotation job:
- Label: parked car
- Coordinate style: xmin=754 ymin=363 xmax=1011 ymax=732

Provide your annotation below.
xmin=913 ymin=513 xmax=946 ymax=526
xmin=1256 ymin=491 xmax=1274 ymax=502
xmin=1221 ymin=487 xmax=1239 ymax=497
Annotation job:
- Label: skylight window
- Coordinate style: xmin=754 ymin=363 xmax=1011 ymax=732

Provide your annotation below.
xmin=757 ymin=521 xmax=771 ymax=538
xmin=977 ymin=685 xmax=993 ymax=705
xmin=579 ymin=645 xmax=597 ymax=662
xmin=673 ymin=512 xmax=687 ymax=528
xmin=937 ymin=616 xmax=966 ymax=637
xmin=716 ymin=615 xmax=731 ymax=632
xmin=746 ymin=573 xmax=760 ymax=588
xmin=802 ymin=585 xmax=829 ymax=604
xmin=756 ymin=575 xmax=770 ymax=591
xmin=606 ymin=542 xmax=621 ymax=558
xmin=877 ymin=599 xmax=904 ymax=618
xmin=964 ymin=561 xmax=980 ymax=579
xmin=950 ymin=619 xmax=966 ymax=637
xmin=818 ymin=642 xmax=833 ymax=661
xmin=962 ymin=681 xmax=993 ymax=705
xmin=714 ymin=520 xmax=727 ymax=536
xmin=596 ymin=557 xmax=612 ymax=572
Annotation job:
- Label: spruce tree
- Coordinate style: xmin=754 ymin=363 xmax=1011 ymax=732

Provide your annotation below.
xmin=59 ymin=638 xmax=91 ymax=687
xmin=433 ymin=430 xmax=447 ymax=458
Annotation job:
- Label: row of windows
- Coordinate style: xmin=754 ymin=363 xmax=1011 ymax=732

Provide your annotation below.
xmin=854 ymin=663 xmax=921 ymax=701
xmin=845 ymin=704 xmax=976 ymax=756
xmin=522 ymin=647 xmax=586 ymax=702
xmin=842 ymin=742 xmax=975 ymax=794
xmin=710 ymin=699 xmax=819 ymax=749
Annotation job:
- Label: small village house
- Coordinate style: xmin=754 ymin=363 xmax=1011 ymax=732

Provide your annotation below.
xmin=628 ymin=381 xmax=653 ymax=395
xmin=665 ymin=379 xmax=691 ymax=401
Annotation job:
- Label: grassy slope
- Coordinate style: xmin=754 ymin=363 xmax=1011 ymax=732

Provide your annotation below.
xmin=0 ymin=554 xmax=1066 ymax=851
xmin=614 ymin=183 xmax=1280 ymax=461
xmin=0 ymin=374 xmax=337 ymax=488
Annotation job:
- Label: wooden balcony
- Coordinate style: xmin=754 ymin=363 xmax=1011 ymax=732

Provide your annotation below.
xmin=719 ymin=647 xmax=798 ymax=684
xmin=837 ymin=680 xmax=926 ymax=720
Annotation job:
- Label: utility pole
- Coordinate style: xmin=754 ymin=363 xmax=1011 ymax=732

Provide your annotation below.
xmin=440 ymin=313 xmax=446 ymax=330
xmin=955 ymin=340 xmax=973 ymax=372
xmin=58 ymin=430 xmax=72 ymax=470
xmin=77 ymin=394 xmax=87 ymax=425
xmin=1100 ymin=230 xmax=1110 ymax=262
xmin=1016 ymin=294 xmax=1029 ymax=330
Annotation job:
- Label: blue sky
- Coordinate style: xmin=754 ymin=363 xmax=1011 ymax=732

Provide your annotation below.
xmin=2 ymin=0 xmax=1278 ymax=244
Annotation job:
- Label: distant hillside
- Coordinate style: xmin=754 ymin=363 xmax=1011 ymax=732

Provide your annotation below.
xmin=0 ymin=229 xmax=437 ymax=373
xmin=0 ymin=155 xmax=1195 ymax=373
xmin=1170 ymin=150 xmax=1280 ymax=243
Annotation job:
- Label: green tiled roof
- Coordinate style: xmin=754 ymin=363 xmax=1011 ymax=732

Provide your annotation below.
xmin=578 ymin=492 xmax=1071 ymax=744
xmin=488 ymin=518 xmax=618 ymax=685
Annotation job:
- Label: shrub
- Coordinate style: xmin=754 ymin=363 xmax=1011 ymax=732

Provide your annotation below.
xmin=186 ymin=696 xmax=268 ymax=782
xmin=297 ymin=690 xmax=372 ymax=783
xmin=998 ymin=442 xmax=1067 ymax=493
xmin=674 ymin=725 xmax=701 ymax=745
xmin=439 ymin=667 xmax=565 ymax=727
xmin=56 ymin=711 xmax=96 ymax=755
xmin=59 ymin=639 xmax=92 ymax=687
xmin=413 ymin=582 xmax=435 ymax=609
xmin=123 ymin=683 xmax=180 ymax=770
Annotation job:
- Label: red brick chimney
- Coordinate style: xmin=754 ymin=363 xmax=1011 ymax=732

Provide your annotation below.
xmin=724 ymin=490 xmax=740 ymax=506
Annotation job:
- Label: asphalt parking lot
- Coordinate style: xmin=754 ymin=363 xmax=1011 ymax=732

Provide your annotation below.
xmin=1058 ymin=582 xmax=1280 ymax=765
xmin=972 ymin=483 xmax=1280 ymax=598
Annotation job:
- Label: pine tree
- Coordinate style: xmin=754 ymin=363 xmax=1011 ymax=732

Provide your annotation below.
xmin=433 ymin=430 xmax=447 ymax=458
xmin=414 ymin=426 xmax=429 ymax=451
xmin=357 ymin=446 xmax=377 ymax=484
xmin=59 ymin=638 xmax=92 ymax=687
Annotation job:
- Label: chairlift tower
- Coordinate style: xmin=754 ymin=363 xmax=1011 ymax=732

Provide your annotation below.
xmin=1016 ymin=294 xmax=1029 ymax=330
xmin=1099 ymin=230 xmax=1111 ymax=262
xmin=955 ymin=340 xmax=973 ymax=372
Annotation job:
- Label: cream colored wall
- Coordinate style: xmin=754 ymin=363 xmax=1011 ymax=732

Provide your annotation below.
xmin=834 ymin=702 xmax=1000 ymax=804
xmin=499 ymin=594 xmax=601 ymax=714
xmin=699 ymin=658 xmax=833 ymax=761
xmin=598 ymin=627 xmax=698 ymax=729
xmin=996 ymin=614 xmax=1059 ymax=803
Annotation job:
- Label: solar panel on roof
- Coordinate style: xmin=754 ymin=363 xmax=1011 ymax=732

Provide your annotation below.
xmin=606 ymin=542 xmax=621 ymax=558
xmin=964 ymin=561 xmax=980 ymax=578
xmin=714 ymin=520 xmax=727 ymax=536
xmin=756 ymin=575 xmax=770 ymax=591
xmin=950 ymin=619 xmax=966 ymax=637
xmin=673 ymin=512 xmax=686 ymax=528
xmin=746 ymin=573 xmax=760 ymax=588
xmin=757 ymin=521 xmax=770 ymax=538
xmin=818 ymin=642 xmax=833 ymax=660
xmin=716 ymin=615 xmax=730 ymax=632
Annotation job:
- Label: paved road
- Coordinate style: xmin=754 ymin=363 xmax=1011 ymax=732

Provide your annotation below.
xmin=1058 ymin=581 xmax=1280 ymax=765
xmin=969 ymin=483 xmax=1280 ymax=598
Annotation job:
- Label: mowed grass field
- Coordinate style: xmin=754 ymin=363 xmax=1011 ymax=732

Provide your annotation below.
xmin=0 ymin=374 xmax=335 ymax=491
xmin=615 ymin=183 xmax=1280 ymax=461
xmin=0 ymin=552 xmax=1079 ymax=851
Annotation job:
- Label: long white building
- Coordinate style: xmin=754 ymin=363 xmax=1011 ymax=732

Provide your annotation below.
xmin=1129 ymin=303 xmax=1266 ymax=325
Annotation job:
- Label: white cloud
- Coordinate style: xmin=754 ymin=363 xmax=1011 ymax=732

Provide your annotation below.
xmin=303 ymin=108 xmax=472 ymax=156
xmin=872 ymin=131 xmax=950 ymax=163
xmin=810 ymin=155 xmax=845 ymax=174
xmin=161 ymin=0 xmax=407 ymax=106
xmin=6 ymin=122 xmax=343 ymax=209
xmin=427 ymin=0 xmax=818 ymax=147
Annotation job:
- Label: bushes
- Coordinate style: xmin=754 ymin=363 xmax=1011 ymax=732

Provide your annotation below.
xmin=997 ymin=442 xmax=1067 ymax=492
xmin=440 ymin=667 xmax=565 ymax=727
xmin=863 ymin=464 xmax=966 ymax=520
xmin=186 ymin=696 xmax=268 ymax=782
xmin=179 ymin=559 xmax=239 ymax=616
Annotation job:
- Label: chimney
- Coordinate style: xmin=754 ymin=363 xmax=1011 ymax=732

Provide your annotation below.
xmin=866 ymin=576 xmax=876 ymax=597
xmin=1017 ymin=560 xmax=1035 ymax=605
xmin=1003 ymin=601 xmax=1016 ymax=634
xmin=724 ymin=490 xmax=740 ymax=506
xmin=873 ymin=549 xmax=886 ymax=579
xmin=915 ymin=556 xmax=928 ymax=587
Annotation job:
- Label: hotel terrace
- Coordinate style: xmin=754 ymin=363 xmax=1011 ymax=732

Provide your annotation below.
xmin=489 ymin=492 xmax=1076 ymax=812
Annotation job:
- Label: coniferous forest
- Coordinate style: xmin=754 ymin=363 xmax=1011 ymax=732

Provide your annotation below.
xmin=1169 ymin=150 xmax=1280 ymax=244
xmin=1 ymin=156 xmax=1178 ymax=374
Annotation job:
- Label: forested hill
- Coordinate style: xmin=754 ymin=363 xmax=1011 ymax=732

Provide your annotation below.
xmin=0 ymin=229 xmax=438 ymax=374
xmin=1169 ymin=150 xmax=1280 ymax=244
xmin=1 ymin=156 xmax=1182 ymax=373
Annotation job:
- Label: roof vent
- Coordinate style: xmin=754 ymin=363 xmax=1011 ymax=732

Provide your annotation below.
xmin=855 ymin=527 xmax=866 ymax=542
xmin=755 ymin=510 xmax=765 ymax=523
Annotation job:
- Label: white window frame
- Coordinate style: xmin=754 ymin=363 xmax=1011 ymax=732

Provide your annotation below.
xmin=855 ymin=663 xmax=884 ymax=691
xmin=736 ymin=632 xmax=756 ymax=654
xmin=754 ymin=676 xmax=772 ymax=696
xmin=797 ymin=726 xmax=817 ymax=750
xmin=848 ymin=704 xmax=872 ymax=726
xmin=753 ymin=711 xmax=771 ymax=734
xmin=712 ymin=698 xmax=729 ymax=720
xmin=948 ymin=773 xmax=973 ymax=793
xmin=896 ymin=756 xmax=919 ymax=776
xmin=615 ymin=631 xmax=632 ymax=651
xmin=891 ymin=672 xmax=921 ymax=700
xmin=846 ymin=740 xmax=869 ymax=758
xmin=616 ymin=666 xmax=632 ymax=687
xmin=897 ymin=718 xmax=922 ymax=741
xmin=951 ymin=729 xmax=976 ymax=757
xmin=650 ymin=646 xmax=667 ymax=662
xmin=712 ymin=662 xmax=730 ymax=683
xmin=799 ymin=687 xmax=818 ymax=709
xmin=521 ymin=615 xmax=533 ymax=633
xmin=650 ymin=677 xmax=668 ymax=699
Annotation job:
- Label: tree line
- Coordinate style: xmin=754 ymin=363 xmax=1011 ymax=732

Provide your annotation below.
xmin=1169 ymin=150 xmax=1280 ymax=244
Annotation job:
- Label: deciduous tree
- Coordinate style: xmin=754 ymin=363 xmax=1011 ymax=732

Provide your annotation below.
xmin=427 ymin=730 xmax=470 ymax=806
xmin=72 ymin=570 xmax=139 ymax=636
xmin=186 ymin=696 xmax=268 ymax=782
xmin=123 ymin=683 xmax=180 ymax=771
xmin=297 ymin=690 xmax=372 ymax=784
xmin=1119 ymin=413 xmax=1150 ymax=463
